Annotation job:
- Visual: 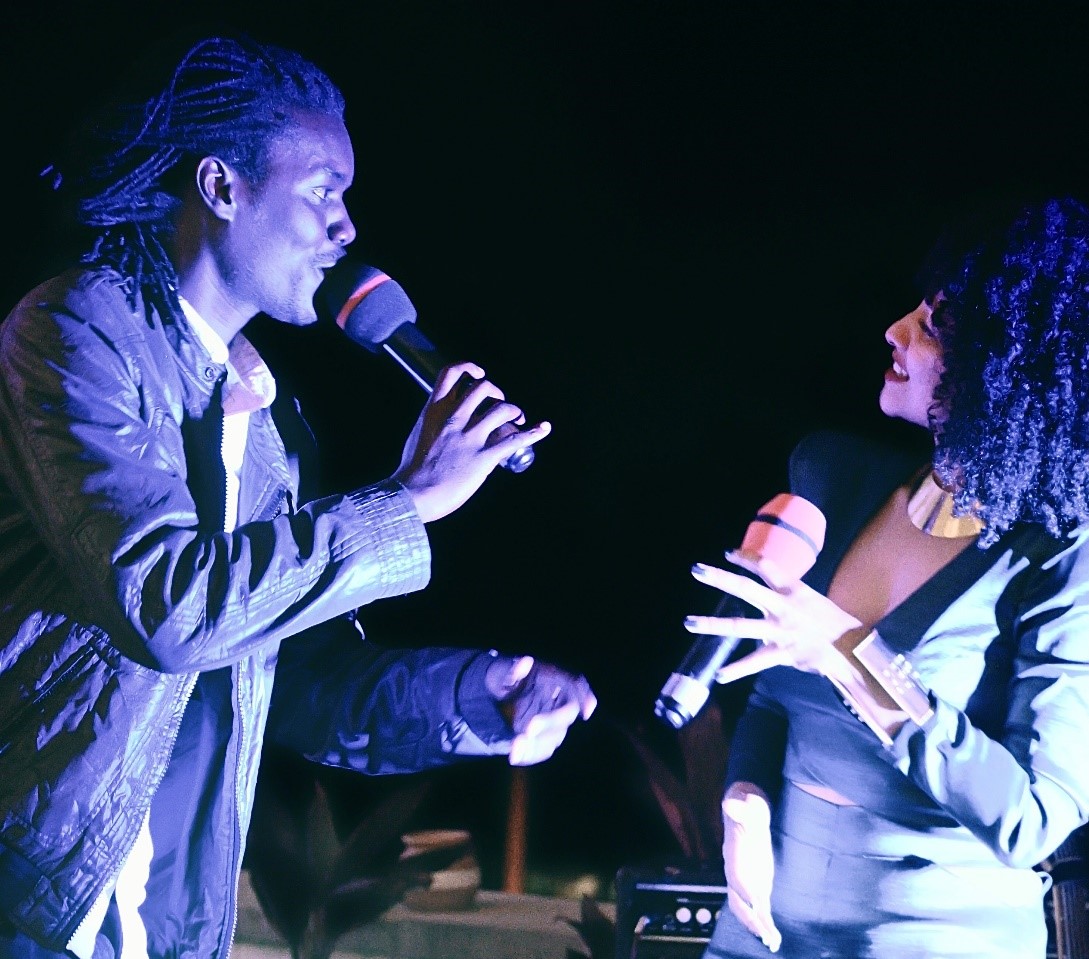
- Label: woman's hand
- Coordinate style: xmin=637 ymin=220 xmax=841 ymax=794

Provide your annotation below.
xmin=684 ymin=554 xmax=864 ymax=685
xmin=721 ymin=782 xmax=781 ymax=953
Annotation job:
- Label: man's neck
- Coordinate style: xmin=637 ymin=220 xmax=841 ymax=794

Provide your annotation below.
xmin=175 ymin=261 xmax=254 ymax=346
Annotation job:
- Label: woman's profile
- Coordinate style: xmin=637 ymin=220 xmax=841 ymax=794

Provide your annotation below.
xmin=688 ymin=196 xmax=1089 ymax=958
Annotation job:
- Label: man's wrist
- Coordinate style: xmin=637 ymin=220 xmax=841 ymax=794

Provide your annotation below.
xmin=456 ymin=650 xmax=512 ymax=744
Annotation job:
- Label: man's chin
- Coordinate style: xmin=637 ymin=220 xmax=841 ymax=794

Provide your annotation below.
xmin=268 ymin=304 xmax=320 ymax=327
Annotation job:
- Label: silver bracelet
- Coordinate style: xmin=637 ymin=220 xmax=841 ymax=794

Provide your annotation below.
xmin=851 ymin=630 xmax=935 ymax=727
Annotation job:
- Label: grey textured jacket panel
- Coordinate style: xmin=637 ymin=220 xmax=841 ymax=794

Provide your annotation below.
xmin=0 ymin=267 xmax=465 ymax=952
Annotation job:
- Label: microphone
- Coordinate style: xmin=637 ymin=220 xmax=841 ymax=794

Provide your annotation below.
xmin=320 ymin=259 xmax=536 ymax=473
xmin=654 ymin=493 xmax=827 ymax=730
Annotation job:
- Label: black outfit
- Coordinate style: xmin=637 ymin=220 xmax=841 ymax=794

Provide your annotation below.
xmin=705 ymin=430 xmax=1089 ymax=958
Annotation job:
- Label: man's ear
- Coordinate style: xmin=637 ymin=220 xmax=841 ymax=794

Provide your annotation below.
xmin=195 ymin=156 xmax=242 ymax=222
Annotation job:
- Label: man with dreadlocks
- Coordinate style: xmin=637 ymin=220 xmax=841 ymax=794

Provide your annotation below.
xmin=0 ymin=35 xmax=595 ymax=959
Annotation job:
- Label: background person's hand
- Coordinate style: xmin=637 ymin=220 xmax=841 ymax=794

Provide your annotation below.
xmin=484 ymin=655 xmax=597 ymax=765
xmin=393 ymin=362 xmax=551 ymax=523
xmin=721 ymin=782 xmax=781 ymax=953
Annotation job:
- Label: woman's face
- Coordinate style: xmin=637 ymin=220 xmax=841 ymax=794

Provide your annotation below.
xmin=879 ymin=297 xmax=945 ymax=429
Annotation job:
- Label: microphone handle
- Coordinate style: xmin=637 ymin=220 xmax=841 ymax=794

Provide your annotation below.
xmin=681 ymin=588 xmax=759 ymax=683
xmin=382 ymin=323 xmax=444 ymax=390
xmin=654 ymin=591 xmax=759 ymax=730
xmin=386 ymin=325 xmax=535 ymax=474
xmin=675 ymin=633 xmax=744 ymax=688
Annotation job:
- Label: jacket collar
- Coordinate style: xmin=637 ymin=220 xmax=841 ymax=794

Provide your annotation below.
xmin=177 ymin=296 xmax=277 ymax=416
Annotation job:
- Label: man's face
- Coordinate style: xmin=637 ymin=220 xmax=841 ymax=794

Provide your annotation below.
xmin=223 ymin=109 xmax=356 ymax=326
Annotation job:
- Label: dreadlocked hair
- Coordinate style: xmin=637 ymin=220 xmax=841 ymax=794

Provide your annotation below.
xmin=47 ymin=35 xmax=345 ymax=313
xmin=927 ymin=196 xmax=1089 ymax=547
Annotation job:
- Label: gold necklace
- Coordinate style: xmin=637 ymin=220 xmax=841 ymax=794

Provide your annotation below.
xmin=906 ymin=470 xmax=984 ymax=539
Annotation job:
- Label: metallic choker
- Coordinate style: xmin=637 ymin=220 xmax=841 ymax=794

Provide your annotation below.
xmin=907 ymin=471 xmax=984 ymax=539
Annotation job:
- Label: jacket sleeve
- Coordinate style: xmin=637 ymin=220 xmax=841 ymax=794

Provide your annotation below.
xmin=264 ymin=620 xmax=514 ymax=774
xmin=883 ymin=531 xmax=1089 ymax=868
xmin=0 ymin=282 xmax=430 ymax=674
xmin=724 ymin=675 xmax=789 ymax=803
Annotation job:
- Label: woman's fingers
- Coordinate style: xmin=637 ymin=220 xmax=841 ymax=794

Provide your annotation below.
xmin=713 ymin=646 xmax=789 ymax=684
xmin=690 ymin=563 xmax=786 ymax=617
xmin=723 ymin=550 xmax=790 ymax=592
xmin=728 ymin=891 xmax=782 ymax=953
xmin=684 ymin=614 xmax=779 ymax=641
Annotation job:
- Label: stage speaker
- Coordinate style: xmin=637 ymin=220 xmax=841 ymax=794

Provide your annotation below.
xmin=615 ymin=863 xmax=728 ymax=959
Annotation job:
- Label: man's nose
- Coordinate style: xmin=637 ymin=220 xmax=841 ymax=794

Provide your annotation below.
xmin=331 ymin=210 xmax=356 ymax=246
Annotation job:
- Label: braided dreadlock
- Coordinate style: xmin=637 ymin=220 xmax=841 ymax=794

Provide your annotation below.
xmin=919 ymin=197 xmax=1089 ymax=547
xmin=46 ymin=35 xmax=344 ymax=313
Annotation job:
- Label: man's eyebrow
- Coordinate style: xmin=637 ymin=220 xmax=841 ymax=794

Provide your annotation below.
xmin=308 ymin=161 xmax=350 ymax=183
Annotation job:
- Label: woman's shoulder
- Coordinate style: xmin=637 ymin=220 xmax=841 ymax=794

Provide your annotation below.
xmin=789 ymin=427 xmax=918 ymax=474
xmin=788 ymin=429 xmax=923 ymax=509
xmin=790 ymin=428 xmax=870 ymax=465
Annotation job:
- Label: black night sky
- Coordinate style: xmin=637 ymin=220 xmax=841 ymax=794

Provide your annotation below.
xmin=3 ymin=1 xmax=1089 ymax=891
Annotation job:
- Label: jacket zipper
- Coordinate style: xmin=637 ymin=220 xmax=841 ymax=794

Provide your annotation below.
xmin=222 ymin=404 xmax=282 ymax=958
xmin=221 ymin=394 xmax=240 ymax=959
xmin=221 ymin=399 xmax=232 ymax=532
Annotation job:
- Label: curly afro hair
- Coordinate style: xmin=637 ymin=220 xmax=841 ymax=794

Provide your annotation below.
xmin=926 ymin=196 xmax=1089 ymax=546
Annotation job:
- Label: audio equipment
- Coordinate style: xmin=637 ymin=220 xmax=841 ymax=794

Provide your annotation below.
xmin=615 ymin=864 xmax=728 ymax=959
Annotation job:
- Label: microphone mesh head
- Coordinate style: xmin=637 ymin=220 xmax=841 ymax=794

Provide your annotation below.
xmin=320 ymin=259 xmax=417 ymax=350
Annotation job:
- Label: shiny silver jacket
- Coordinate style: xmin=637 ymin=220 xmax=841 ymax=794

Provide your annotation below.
xmin=0 ymin=268 xmax=507 ymax=955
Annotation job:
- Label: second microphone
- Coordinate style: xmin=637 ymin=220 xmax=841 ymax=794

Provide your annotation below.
xmin=654 ymin=493 xmax=827 ymax=729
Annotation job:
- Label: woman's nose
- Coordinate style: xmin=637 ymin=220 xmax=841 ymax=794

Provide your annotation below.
xmin=885 ymin=314 xmax=910 ymax=347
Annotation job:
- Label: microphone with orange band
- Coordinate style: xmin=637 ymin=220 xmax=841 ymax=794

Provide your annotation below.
xmin=321 ymin=259 xmax=536 ymax=473
xmin=655 ymin=494 xmax=827 ymax=729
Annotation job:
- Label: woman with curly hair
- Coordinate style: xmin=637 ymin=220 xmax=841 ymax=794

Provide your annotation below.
xmin=690 ymin=196 xmax=1089 ymax=958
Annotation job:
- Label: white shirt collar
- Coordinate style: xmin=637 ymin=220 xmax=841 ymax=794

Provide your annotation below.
xmin=177 ymin=295 xmax=277 ymax=415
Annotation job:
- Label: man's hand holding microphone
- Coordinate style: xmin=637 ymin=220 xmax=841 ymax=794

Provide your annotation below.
xmin=321 ymin=257 xmax=592 ymax=764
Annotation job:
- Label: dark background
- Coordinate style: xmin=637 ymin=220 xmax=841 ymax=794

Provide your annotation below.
xmin=3 ymin=1 xmax=1088 ymax=892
